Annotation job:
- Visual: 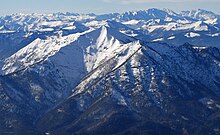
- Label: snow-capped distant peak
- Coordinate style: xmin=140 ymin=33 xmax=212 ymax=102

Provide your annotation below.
xmin=180 ymin=9 xmax=219 ymax=21
xmin=0 ymin=25 xmax=15 ymax=33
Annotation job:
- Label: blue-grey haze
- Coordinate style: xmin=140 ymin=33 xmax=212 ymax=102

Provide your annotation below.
xmin=0 ymin=0 xmax=219 ymax=15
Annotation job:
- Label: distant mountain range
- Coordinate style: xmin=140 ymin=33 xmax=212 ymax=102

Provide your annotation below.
xmin=0 ymin=8 xmax=220 ymax=135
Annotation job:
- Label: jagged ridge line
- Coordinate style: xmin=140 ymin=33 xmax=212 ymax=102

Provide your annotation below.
xmin=69 ymin=46 xmax=142 ymax=98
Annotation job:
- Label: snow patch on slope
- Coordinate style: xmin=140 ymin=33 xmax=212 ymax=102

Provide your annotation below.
xmin=167 ymin=36 xmax=175 ymax=40
xmin=185 ymin=32 xmax=200 ymax=38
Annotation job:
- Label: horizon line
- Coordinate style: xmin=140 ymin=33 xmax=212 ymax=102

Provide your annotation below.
xmin=0 ymin=8 xmax=219 ymax=17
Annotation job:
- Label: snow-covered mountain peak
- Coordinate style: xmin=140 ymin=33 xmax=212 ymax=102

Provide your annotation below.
xmin=0 ymin=9 xmax=220 ymax=134
xmin=67 ymin=24 xmax=137 ymax=72
xmin=162 ymin=8 xmax=178 ymax=16
xmin=0 ymin=25 xmax=15 ymax=33
xmin=0 ymin=21 xmax=136 ymax=76
xmin=1 ymin=30 xmax=88 ymax=75
xmin=96 ymin=26 xmax=109 ymax=47
xmin=180 ymin=9 xmax=219 ymax=21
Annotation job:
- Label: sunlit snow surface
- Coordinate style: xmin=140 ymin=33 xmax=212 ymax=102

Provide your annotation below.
xmin=0 ymin=8 xmax=220 ymax=134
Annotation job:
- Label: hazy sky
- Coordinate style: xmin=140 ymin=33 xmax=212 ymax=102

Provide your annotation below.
xmin=0 ymin=0 xmax=219 ymax=15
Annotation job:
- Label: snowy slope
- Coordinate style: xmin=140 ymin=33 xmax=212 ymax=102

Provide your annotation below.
xmin=1 ymin=31 xmax=84 ymax=75
xmin=38 ymin=42 xmax=220 ymax=135
xmin=0 ymin=8 xmax=220 ymax=135
xmin=1 ymin=23 xmax=136 ymax=75
xmin=0 ymin=20 xmax=142 ymax=133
